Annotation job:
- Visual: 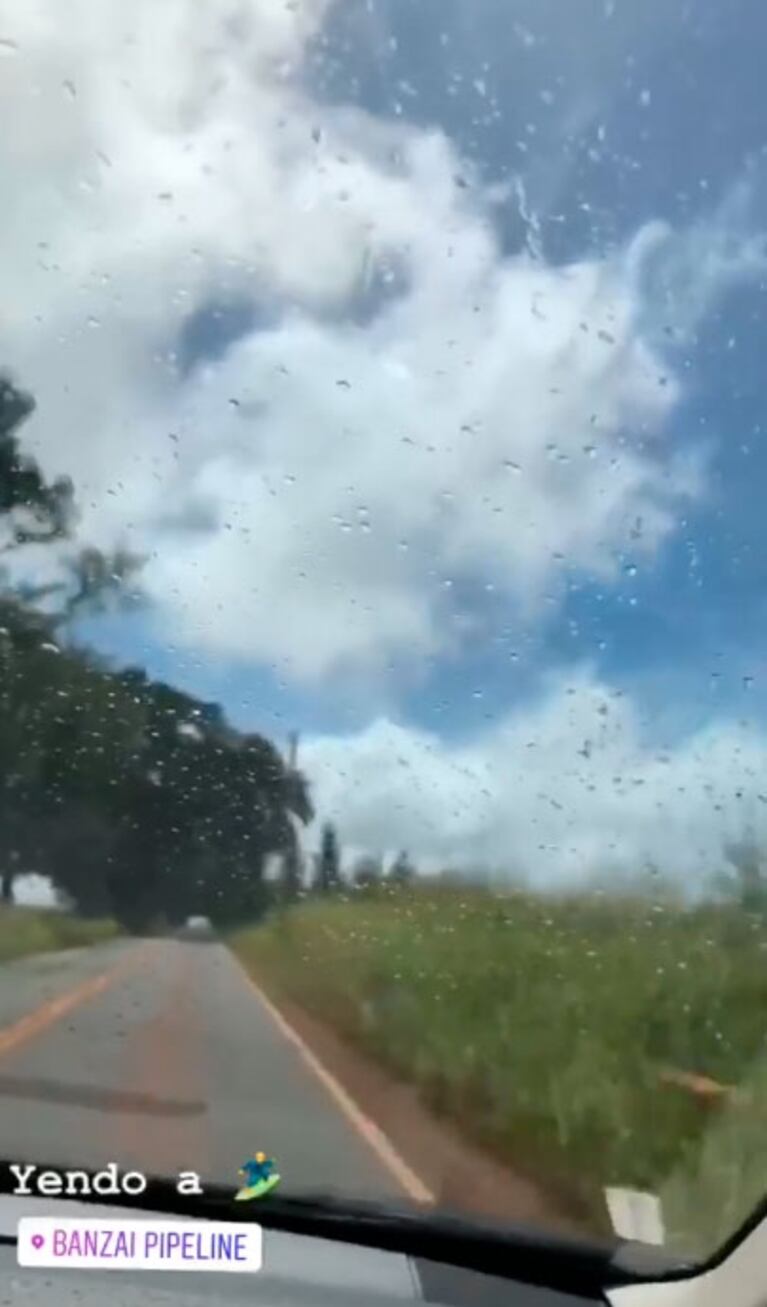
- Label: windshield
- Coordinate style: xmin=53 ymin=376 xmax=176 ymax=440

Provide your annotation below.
xmin=0 ymin=0 xmax=765 ymax=1265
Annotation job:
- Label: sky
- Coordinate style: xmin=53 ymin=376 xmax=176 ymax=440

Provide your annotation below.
xmin=2 ymin=0 xmax=767 ymax=890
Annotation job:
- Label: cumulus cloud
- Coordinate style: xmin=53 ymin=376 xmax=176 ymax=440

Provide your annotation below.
xmin=153 ymin=219 xmax=708 ymax=680
xmin=302 ymin=669 xmax=767 ymax=888
xmin=0 ymin=0 xmax=725 ymax=687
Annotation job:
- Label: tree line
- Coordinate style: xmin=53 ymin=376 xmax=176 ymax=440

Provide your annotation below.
xmin=310 ymin=822 xmax=415 ymax=894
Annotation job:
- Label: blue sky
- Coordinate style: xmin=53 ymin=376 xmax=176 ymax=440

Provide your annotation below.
xmin=6 ymin=0 xmax=767 ymax=879
xmin=87 ymin=0 xmax=767 ymax=740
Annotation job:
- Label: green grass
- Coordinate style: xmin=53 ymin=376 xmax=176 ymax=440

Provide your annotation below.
xmin=0 ymin=905 xmax=118 ymax=962
xmin=231 ymin=885 xmax=767 ymax=1254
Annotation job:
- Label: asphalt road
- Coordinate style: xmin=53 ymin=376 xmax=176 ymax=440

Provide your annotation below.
xmin=0 ymin=939 xmax=404 ymax=1201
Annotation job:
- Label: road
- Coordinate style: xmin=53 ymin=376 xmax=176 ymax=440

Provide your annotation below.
xmin=0 ymin=938 xmax=407 ymax=1201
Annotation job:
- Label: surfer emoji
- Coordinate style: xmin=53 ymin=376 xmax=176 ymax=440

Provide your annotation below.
xmin=235 ymin=1151 xmax=281 ymax=1201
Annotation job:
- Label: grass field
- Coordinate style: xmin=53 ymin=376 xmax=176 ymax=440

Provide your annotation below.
xmin=231 ymin=884 xmax=767 ymax=1255
xmin=0 ymin=905 xmax=118 ymax=962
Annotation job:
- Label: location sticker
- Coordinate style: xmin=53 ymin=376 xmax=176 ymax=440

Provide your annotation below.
xmin=18 ymin=1218 xmax=263 ymax=1274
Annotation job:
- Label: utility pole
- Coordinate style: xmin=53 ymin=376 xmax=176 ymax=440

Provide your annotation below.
xmin=280 ymin=731 xmax=303 ymax=906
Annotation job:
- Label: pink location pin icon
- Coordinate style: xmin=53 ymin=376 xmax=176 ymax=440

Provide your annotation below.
xmin=31 ymin=1234 xmax=44 ymax=1250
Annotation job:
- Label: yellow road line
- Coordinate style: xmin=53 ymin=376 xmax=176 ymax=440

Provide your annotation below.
xmin=0 ymin=949 xmax=143 ymax=1060
xmin=241 ymin=969 xmax=435 ymax=1206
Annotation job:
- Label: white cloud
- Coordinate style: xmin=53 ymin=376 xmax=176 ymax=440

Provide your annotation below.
xmin=302 ymin=669 xmax=767 ymax=888
xmin=0 ymin=0 xmax=718 ymax=688
xmin=144 ymin=236 xmax=698 ymax=683
xmin=0 ymin=0 xmax=763 ymax=697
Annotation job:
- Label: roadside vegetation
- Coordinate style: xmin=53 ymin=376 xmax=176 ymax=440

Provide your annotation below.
xmin=232 ymin=859 xmax=767 ymax=1256
xmin=0 ymin=905 xmax=118 ymax=963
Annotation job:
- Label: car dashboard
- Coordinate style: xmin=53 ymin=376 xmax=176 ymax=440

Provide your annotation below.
xmin=0 ymin=1195 xmax=608 ymax=1307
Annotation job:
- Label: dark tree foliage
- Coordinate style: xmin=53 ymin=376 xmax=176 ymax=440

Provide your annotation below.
xmin=0 ymin=373 xmax=312 ymax=927
xmin=389 ymin=850 xmax=415 ymax=886
xmin=0 ymin=377 xmax=73 ymax=547
xmin=352 ymin=854 xmax=383 ymax=890
xmin=314 ymin=821 xmax=341 ymax=894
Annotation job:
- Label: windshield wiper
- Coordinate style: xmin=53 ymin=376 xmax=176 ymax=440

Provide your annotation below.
xmin=0 ymin=1162 xmax=689 ymax=1295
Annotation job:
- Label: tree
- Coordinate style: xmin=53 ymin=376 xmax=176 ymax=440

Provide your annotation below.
xmin=61 ymin=544 xmax=144 ymax=622
xmin=99 ymin=680 xmax=313 ymax=930
xmin=280 ymin=837 xmax=304 ymax=905
xmin=389 ymin=850 xmax=415 ymax=887
xmin=314 ymin=822 xmax=341 ymax=894
xmin=352 ymin=855 xmax=383 ymax=891
xmin=0 ymin=376 xmax=74 ymax=553
xmin=723 ymin=839 xmax=767 ymax=915
xmin=0 ymin=375 xmax=75 ymax=903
